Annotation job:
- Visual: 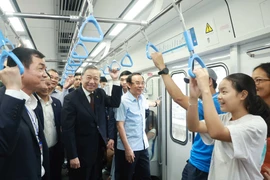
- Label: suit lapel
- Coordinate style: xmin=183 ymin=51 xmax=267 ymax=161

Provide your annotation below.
xmin=22 ymin=107 xmax=38 ymax=144
xmin=78 ymin=87 xmax=97 ymax=121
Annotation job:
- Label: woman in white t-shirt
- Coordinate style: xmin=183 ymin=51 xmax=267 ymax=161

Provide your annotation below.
xmin=187 ymin=69 xmax=270 ymax=180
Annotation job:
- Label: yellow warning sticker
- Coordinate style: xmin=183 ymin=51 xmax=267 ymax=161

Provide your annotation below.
xmin=205 ymin=23 xmax=213 ymax=33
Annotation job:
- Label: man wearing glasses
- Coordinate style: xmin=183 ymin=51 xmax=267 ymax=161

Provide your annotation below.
xmin=115 ymin=73 xmax=151 ymax=180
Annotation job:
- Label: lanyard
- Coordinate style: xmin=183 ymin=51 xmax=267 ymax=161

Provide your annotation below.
xmin=25 ymin=107 xmax=43 ymax=154
xmin=25 ymin=107 xmax=39 ymax=136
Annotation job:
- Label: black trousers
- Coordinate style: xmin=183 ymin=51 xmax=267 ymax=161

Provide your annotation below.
xmin=115 ymin=149 xmax=151 ymax=180
xmin=68 ymin=135 xmax=105 ymax=180
xmin=49 ymin=142 xmax=65 ymax=180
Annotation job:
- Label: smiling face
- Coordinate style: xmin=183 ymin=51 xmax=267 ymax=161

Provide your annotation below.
xmin=252 ymin=67 xmax=270 ymax=101
xmin=21 ymin=56 xmax=47 ymax=95
xmin=81 ymin=68 xmax=100 ymax=92
xmin=217 ymin=79 xmax=246 ymax=113
xmin=127 ymin=74 xmax=145 ymax=98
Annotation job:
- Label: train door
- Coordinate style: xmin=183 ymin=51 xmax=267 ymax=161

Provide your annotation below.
xmin=165 ymin=70 xmax=191 ymax=180
xmin=145 ymin=75 xmax=162 ymax=179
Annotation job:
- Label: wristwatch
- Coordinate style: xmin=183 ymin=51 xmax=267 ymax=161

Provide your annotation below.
xmin=158 ymin=67 xmax=169 ymax=75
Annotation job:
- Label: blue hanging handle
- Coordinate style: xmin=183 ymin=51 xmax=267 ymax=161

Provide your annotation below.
xmin=146 ymin=42 xmax=159 ymax=60
xmin=71 ymin=41 xmax=89 ymax=59
xmin=66 ymin=64 xmax=78 ymax=72
xmin=103 ymin=66 xmax=110 ymax=75
xmin=0 ymin=50 xmax=24 ymax=74
xmin=108 ymin=60 xmax=121 ymax=71
xmin=121 ymin=53 xmax=133 ymax=67
xmin=78 ymin=15 xmax=104 ymax=42
xmin=67 ymin=57 xmax=83 ymax=67
xmin=183 ymin=30 xmax=206 ymax=78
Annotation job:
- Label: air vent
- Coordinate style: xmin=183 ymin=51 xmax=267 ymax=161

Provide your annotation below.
xmin=60 ymin=0 xmax=83 ymax=11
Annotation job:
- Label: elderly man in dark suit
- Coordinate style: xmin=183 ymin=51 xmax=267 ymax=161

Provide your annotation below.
xmin=36 ymin=74 xmax=64 ymax=180
xmin=0 ymin=47 xmax=50 ymax=180
xmin=62 ymin=65 xmax=122 ymax=180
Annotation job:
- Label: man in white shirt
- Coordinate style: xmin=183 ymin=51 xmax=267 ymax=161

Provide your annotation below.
xmin=0 ymin=47 xmax=50 ymax=180
xmin=36 ymin=74 xmax=64 ymax=180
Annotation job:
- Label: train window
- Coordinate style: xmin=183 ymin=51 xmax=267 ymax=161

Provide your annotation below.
xmin=170 ymin=71 xmax=188 ymax=143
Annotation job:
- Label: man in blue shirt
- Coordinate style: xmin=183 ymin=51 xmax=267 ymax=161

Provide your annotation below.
xmin=115 ymin=73 xmax=151 ymax=180
xmin=151 ymin=52 xmax=223 ymax=180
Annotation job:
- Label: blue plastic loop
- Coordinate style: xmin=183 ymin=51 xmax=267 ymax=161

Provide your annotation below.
xmin=0 ymin=50 xmax=24 ymax=74
xmin=120 ymin=53 xmax=133 ymax=67
xmin=67 ymin=58 xmax=83 ymax=66
xmin=146 ymin=42 xmax=159 ymax=60
xmin=0 ymin=31 xmax=6 ymax=48
xmin=103 ymin=66 xmax=110 ymax=75
xmin=71 ymin=41 xmax=89 ymax=59
xmin=183 ymin=30 xmax=194 ymax=52
xmin=66 ymin=65 xmax=78 ymax=72
xmin=78 ymin=15 xmax=104 ymax=42
xmin=108 ymin=60 xmax=121 ymax=71
xmin=4 ymin=38 xmax=15 ymax=50
xmin=188 ymin=54 xmax=206 ymax=78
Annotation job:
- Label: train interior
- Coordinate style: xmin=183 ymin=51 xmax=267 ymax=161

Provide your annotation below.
xmin=1 ymin=0 xmax=270 ymax=179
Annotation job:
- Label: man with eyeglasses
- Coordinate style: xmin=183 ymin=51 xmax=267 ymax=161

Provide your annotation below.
xmin=47 ymin=69 xmax=74 ymax=105
xmin=115 ymin=73 xmax=151 ymax=180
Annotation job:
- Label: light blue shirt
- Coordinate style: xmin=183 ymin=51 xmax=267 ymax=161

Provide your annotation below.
xmin=51 ymin=88 xmax=68 ymax=105
xmin=116 ymin=91 xmax=149 ymax=151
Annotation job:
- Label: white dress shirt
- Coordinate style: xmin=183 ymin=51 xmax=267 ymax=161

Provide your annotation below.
xmin=37 ymin=95 xmax=58 ymax=148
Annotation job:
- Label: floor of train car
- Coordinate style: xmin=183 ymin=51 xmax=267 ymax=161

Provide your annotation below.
xmin=61 ymin=169 xmax=111 ymax=180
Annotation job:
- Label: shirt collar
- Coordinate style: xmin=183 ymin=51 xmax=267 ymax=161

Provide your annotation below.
xmin=126 ymin=90 xmax=142 ymax=102
xmin=36 ymin=94 xmax=53 ymax=105
xmin=21 ymin=90 xmax=38 ymax=110
xmin=82 ymin=86 xmax=95 ymax=97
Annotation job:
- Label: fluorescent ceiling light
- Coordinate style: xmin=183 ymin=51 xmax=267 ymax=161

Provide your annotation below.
xmin=76 ymin=67 xmax=83 ymax=73
xmin=81 ymin=62 xmax=88 ymax=67
xmin=0 ymin=0 xmax=15 ymax=12
xmin=109 ymin=0 xmax=152 ymax=37
xmin=9 ymin=18 xmax=25 ymax=32
xmin=109 ymin=24 xmax=127 ymax=37
xmin=90 ymin=42 xmax=106 ymax=57
xmin=123 ymin=0 xmax=152 ymax=20
xmin=22 ymin=39 xmax=34 ymax=49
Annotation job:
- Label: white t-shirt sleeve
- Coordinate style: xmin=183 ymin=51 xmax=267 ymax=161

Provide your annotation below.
xmin=200 ymin=114 xmax=231 ymax=145
xmin=224 ymin=115 xmax=267 ymax=160
xmin=199 ymin=120 xmax=215 ymax=145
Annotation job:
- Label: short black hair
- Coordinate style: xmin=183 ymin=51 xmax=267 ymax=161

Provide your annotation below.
xmin=100 ymin=76 xmax=107 ymax=83
xmin=126 ymin=72 xmax=143 ymax=84
xmin=7 ymin=47 xmax=45 ymax=69
xmin=119 ymin=70 xmax=132 ymax=79
xmin=74 ymin=72 xmax=81 ymax=77
xmin=48 ymin=69 xmax=59 ymax=75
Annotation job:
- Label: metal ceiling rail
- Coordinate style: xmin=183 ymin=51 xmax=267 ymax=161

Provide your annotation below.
xmin=4 ymin=12 xmax=148 ymax=26
xmin=96 ymin=0 xmax=182 ymax=66
xmin=246 ymin=45 xmax=270 ymax=57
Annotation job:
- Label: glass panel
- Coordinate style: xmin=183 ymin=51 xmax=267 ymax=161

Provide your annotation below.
xmin=171 ymin=72 xmax=187 ymax=142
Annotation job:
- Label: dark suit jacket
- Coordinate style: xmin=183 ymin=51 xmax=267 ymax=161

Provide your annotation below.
xmin=34 ymin=94 xmax=62 ymax=143
xmin=0 ymin=87 xmax=49 ymax=180
xmin=61 ymin=85 xmax=122 ymax=168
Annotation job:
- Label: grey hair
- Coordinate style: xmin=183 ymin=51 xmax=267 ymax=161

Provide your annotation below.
xmin=82 ymin=65 xmax=100 ymax=76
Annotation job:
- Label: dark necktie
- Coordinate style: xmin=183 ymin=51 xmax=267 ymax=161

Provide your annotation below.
xmin=89 ymin=93 xmax=95 ymax=112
